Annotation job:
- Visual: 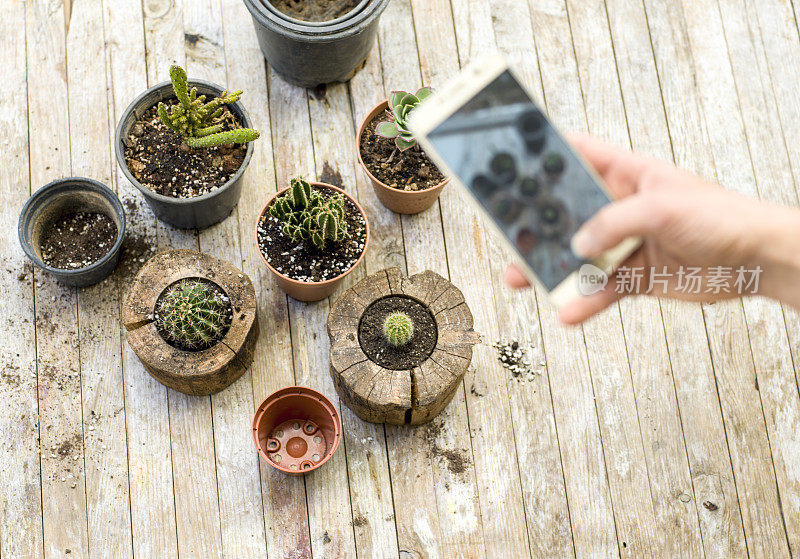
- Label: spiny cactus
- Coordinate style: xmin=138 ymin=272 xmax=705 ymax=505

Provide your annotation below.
xmin=157 ymin=279 xmax=229 ymax=350
xmin=269 ymin=177 xmax=349 ymax=250
xmin=383 ymin=311 xmax=414 ymax=347
xmin=158 ymin=65 xmax=260 ymax=149
xmin=375 ymin=87 xmax=433 ymax=151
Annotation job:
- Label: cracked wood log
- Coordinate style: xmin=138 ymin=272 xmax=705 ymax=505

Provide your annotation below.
xmin=328 ymin=267 xmax=480 ymax=425
xmin=124 ymin=249 xmax=258 ymax=395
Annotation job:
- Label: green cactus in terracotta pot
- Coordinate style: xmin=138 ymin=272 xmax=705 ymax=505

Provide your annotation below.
xmin=375 ymin=87 xmax=433 ymax=151
xmin=156 ymin=279 xmax=230 ymax=350
xmin=383 ymin=311 xmax=414 ymax=347
xmin=269 ymin=177 xmax=349 ymax=250
xmin=157 ymin=65 xmax=260 ymax=149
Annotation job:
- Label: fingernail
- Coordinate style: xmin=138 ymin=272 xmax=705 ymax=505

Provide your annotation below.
xmin=571 ymin=228 xmax=592 ymax=258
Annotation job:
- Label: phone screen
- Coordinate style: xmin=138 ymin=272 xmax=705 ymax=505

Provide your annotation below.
xmin=426 ymin=70 xmax=611 ymax=291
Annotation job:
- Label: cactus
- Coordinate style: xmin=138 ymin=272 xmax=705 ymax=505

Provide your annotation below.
xmin=383 ymin=311 xmax=414 ymax=347
xmin=158 ymin=65 xmax=260 ymax=149
xmin=375 ymin=87 xmax=433 ymax=151
xmin=157 ymin=279 xmax=229 ymax=350
xmin=269 ymin=177 xmax=349 ymax=250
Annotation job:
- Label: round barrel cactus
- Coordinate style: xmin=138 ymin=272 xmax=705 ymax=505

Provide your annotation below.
xmin=383 ymin=311 xmax=414 ymax=347
xmin=157 ymin=279 xmax=230 ymax=350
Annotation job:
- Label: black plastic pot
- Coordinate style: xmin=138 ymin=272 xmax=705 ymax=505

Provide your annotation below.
xmin=18 ymin=178 xmax=126 ymax=287
xmin=114 ymin=80 xmax=255 ymax=230
xmin=243 ymin=0 xmax=391 ymax=88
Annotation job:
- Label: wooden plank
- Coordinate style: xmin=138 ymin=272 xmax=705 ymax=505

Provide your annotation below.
xmin=749 ymin=1 xmax=800 ymax=536
xmin=627 ymin=0 xmax=767 ymax=555
xmin=411 ymin=1 xmax=536 ymax=557
xmin=525 ymin=0 xmax=664 ymax=554
xmin=450 ymin=0 xmax=576 ymax=556
xmin=180 ymin=1 xmax=270 ymax=557
xmin=266 ymin=67 xmax=358 ymax=557
xmin=306 ymin=78 xmax=401 ymax=558
xmin=141 ymin=2 xmax=225 ymax=557
xmin=101 ymin=0 xmax=180 ymax=556
xmin=25 ymin=1 xmax=90 ymax=556
xmin=598 ymin=0 xmax=706 ymax=553
xmin=606 ymin=0 xmax=749 ymax=554
xmin=218 ymin=0 xmax=313 ymax=556
xmin=66 ymin=1 xmax=134 ymax=557
xmin=374 ymin=1 xmax=487 ymax=556
xmin=0 ymin=0 xmax=45 ymax=557
xmin=656 ymin=0 xmax=793 ymax=556
xmin=696 ymin=0 xmax=800 ymax=553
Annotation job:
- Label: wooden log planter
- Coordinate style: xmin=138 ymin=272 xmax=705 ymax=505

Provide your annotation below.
xmin=124 ymin=249 xmax=258 ymax=396
xmin=327 ymin=267 xmax=481 ymax=425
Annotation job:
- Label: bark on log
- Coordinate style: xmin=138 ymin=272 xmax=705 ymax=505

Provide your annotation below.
xmin=328 ymin=267 xmax=480 ymax=425
xmin=124 ymin=249 xmax=258 ymax=396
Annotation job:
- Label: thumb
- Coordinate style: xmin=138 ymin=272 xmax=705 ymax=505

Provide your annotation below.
xmin=571 ymin=195 xmax=650 ymax=258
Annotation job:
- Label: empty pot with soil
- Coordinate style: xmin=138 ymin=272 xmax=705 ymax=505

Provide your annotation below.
xmin=242 ymin=0 xmax=391 ymax=88
xmin=328 ymin=267 xmax=481 ymax=425
xmin=252 ymin=386 xmax=342 ymax=475
xmin=357 ymin=89 xmax=449 ymax=214
xmin=124 ymin=249 xmax=259 ymax=396
xmin=115 ymin=65 xmax=259 ymax=229
xmin=18 ymin=177 xmax=126 ymax=287
xmin=255 ymin=177 xmax=369 ymax=302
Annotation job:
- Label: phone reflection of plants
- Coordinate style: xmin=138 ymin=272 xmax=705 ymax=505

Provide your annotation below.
xmin=535 ymin=197 xmax=569 ymax=239
xmin=375 ymin=87 xmax=433 ymax=151
xmin=490 ymin=152 xmax=517 ymax=184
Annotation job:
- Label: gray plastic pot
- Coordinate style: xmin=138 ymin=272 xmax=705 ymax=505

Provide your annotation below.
xmin=114 ymin=80 xmax=255 ymax=230
xmin=243 ymin=0 xmax=391 ymax=88
xmin=18 ymin=178 xmax=126 ymax=287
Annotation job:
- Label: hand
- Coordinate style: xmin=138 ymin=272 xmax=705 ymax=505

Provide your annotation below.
xmin=505 ymin=133 xmax=800 ymax=324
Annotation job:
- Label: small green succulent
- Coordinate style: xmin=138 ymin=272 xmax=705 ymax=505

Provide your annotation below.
xmin=157 ymin=279 xmax=229 ymax=350
xmin=158 ymin=65 xmax=260 ymax=149
xmin=383 ymin=311 xmax=414 ymax=347
xmin=375 ymin=87 xmax=433 ymax=151
xmin=269 ymin=177 xmax=349 ymax=250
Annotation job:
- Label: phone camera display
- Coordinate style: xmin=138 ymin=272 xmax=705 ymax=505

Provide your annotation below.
xmin=428 ymin=70 xmax=611 ymax=290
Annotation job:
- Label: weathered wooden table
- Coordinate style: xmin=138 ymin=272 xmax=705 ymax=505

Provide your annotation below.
xmin=2 ymin=0 xmax=799 ymax=557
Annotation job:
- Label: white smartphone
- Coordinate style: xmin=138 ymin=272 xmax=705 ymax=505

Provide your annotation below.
xmin=409 ymin=53 xmax=641 ymax=307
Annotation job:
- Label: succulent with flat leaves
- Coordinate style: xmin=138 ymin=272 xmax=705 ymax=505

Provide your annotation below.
xmin=383 ymin=311 xmax=414 ymax=347
xmin=269 ymin=177 xmax=349 ymax=250
xmin=157 ymin=280 xmax=229 ymax=350
xmin=158 ymin=65 xmax=260 ymax=149
xmin=375 ymin=87 xmax=433 ymax=151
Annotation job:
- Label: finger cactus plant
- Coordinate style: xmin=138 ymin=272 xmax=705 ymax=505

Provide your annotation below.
xmin=375 ymin=87 xmax=433 ymax=151
xmin=158 ymin=65 xmax=260 ymax=149
xmin=269 ymin=177 xmax=349 ymax=250
xmin=383 ymin=311 xmax=414 ymax=347
xmin=156 ymin=279 xmax=230 ymax=350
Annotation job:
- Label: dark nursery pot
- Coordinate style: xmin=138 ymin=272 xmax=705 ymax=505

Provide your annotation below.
xmin=253 ymin=386 xmax=342 ymax=475
xmin=114 ymin=80 xmax=255 ymax=230
xmin=254 ymin=182 xmax=370 ymax=302
xmin=18 ymin=177 xmax=126 ymax=287
xmin=328 ymin=267 xmax=481 ymax=425
xmin=123 ymin=250 xmax=259 ymax=396
xmin=242 ymin=0 xmax=391 ymax=88
xmin=357 ymin=101 xmax=448 ymax=215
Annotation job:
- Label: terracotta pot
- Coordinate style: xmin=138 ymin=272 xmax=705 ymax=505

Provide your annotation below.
xmin=252 ymin=386 xmax=342 ymax=475
xmin=356 ymin=101 xmax=448 ymax=215
xmin=254 ymin=182 xmax=369 ymax=302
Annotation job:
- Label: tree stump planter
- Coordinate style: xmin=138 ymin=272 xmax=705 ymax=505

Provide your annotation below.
xmin=327 ymin=267 xmax=480 ymax=425
xmin=124 ymin=250 xmax=258 ymax=396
